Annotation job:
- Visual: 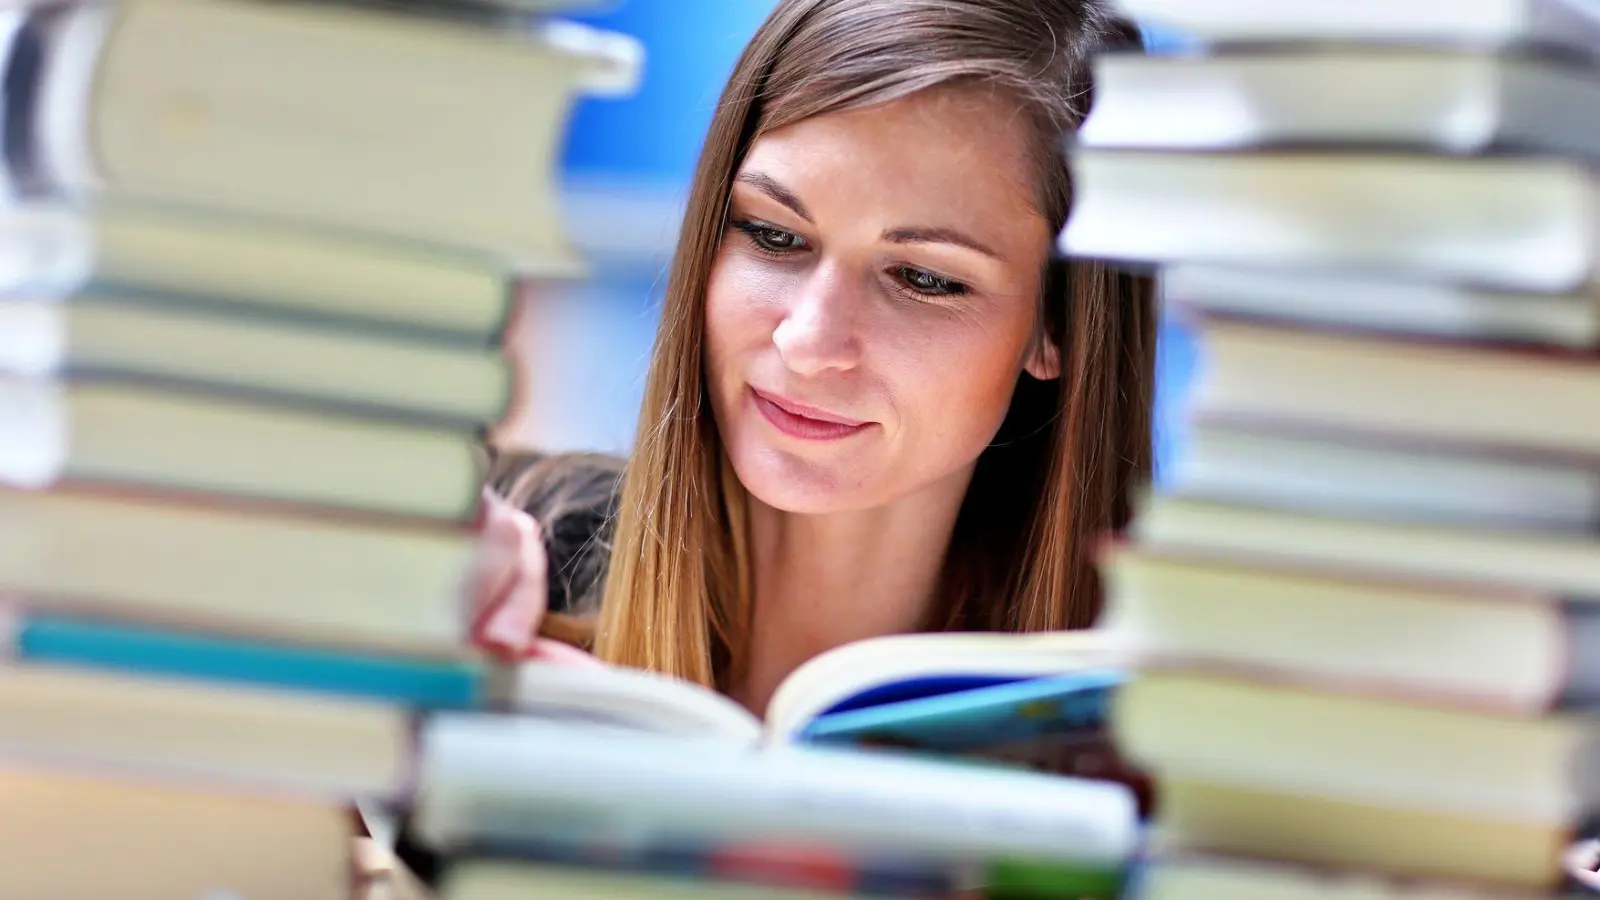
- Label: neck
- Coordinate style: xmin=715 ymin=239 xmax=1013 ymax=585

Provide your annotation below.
xmin=732 ymin=468 xmax=973 ymax=719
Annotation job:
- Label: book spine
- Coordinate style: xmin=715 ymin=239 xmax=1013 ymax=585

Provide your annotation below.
xmin=14 ymin=613 xmax=487 ymax=710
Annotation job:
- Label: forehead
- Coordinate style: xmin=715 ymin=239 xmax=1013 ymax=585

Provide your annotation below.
xmin=740 ymin=87 xmax=1047 ymax=230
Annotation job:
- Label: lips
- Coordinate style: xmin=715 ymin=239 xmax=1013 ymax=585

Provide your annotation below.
xmin=749 ymin=387 xmax=872 ymax=442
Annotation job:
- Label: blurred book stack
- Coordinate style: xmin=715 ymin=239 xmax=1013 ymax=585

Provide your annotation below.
xmin=1060 ymin=1 xmax=1600 ymax=898
xmin=399 ymin=631 xmax=1150 ymax=900
xmin=0 ymin=0 xmax=638 ymax=897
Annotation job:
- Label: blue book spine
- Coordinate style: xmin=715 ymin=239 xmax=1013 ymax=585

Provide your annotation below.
xmin=16 ymin=615 xmax=484 ymax=710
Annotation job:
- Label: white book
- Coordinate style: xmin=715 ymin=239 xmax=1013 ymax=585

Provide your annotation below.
xmin=1060 ymin=148 xmax=1600 ymax=293
xmin=1113 ymin=0 xmax=1600 ymax=54
xmin=1081 ymin=49 xmax=1600 ymax=160
xmin=413 ymin=712 xmax=1139 ymax=869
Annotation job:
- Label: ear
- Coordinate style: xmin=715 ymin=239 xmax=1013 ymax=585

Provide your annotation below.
xmin=1024 ymin=334 xmax=1062 ymax=381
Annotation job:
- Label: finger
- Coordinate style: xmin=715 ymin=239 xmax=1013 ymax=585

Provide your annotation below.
xmin=1566 ymin=839 xmax=1600 ymax=874
xmin=518 ymin=510 xmax=548 ymax=583
xmin=477 ymin=576 xmax=547 ymax=658
xmin=470 ymin=488 xmax=519 ymax=560
xmin=480 ymin=484 xmax=531 ymax=520
xmin=484 ymin=488 xmax=546 ymax=578
xmin=464 ymin=491 xmax=529 ymax=617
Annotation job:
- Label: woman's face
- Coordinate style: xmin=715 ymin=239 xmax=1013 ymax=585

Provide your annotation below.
xmin=705 ymin=87 xmax=1058 ymax=515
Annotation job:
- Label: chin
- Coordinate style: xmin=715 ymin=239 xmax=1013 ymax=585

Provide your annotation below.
xmin=727 ymin=443 xmax=875 ymax=515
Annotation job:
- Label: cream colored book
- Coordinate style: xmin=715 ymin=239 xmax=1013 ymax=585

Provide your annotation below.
xmin=1114 ymin=670 xmax=1600 ymax=826
xmin=0 ymin=299 xmax=513 ymax=428
xmin=0 ymin=486 xmax=478 ymax=655
xmin=0 ymin=200 xmax=523 ymax=338
xmin=1188 ymin=318 xmax=1600 ymax=461
xmin=1098 ymin=544 xmax=1594 ymax=713
xmin=0 ymin=377 xmax=487 ymax=521
xmin=1146 ymin=777 xmax=1571 ymax=890
xmin=1130 ymin=494 xmax=1600 ymax=602
xmin=0 ymin=661 xmax=411 ymax=800
xmin=1163 ymin=419 xmax=1600 ymax=534
xmin=1160 ymin=264 xmax=1600 ymax=350
xmin=0 ymin=766 xmax=354 ymax=900
xmin=29 ymin=0 xmax=641 ymax=267
xmin=1134 ymin=854 xmax=1564 ymax=900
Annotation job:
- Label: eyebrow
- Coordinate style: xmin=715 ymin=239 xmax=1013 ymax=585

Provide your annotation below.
xmin=736 ymin=171 xmax=813 ymax=222
xmin=735 ymin=170 xmax=1005 ymax=262
xmin=882 ymin=226 xmax=1005 ymax=262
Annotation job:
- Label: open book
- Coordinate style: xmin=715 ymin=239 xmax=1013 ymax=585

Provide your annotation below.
xmin=394 ymin=631 xmax=1147 ymax=898
xmin=499 ymin=629 xmax=1146 ymax=800
xmin=503 ymin=630 xmax=1107 ymax=737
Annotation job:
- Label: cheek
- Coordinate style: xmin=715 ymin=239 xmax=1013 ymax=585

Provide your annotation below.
xmin=884 ymin=308 xmax=1034 ymax=451
xmin=705 ymin=249 xmax=790 ymax=376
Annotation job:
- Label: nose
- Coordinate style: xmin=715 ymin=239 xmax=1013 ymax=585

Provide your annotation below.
xmin=772 ymin=265 xmax=862 ymax=377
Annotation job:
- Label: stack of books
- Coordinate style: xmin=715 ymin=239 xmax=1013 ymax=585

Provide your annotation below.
xmin=0 ymin=0 xmax=637 ymax=897
xmin=1060 ymin=1 xmax=1600 ymax=898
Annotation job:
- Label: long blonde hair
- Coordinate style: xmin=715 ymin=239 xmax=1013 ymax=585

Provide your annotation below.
xmin=594 ymin=0 xmax=1154 ymax=689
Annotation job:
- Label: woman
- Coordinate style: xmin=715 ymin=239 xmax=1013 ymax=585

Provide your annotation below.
xmin=476 ymin=0 xmax=1153 ymax=718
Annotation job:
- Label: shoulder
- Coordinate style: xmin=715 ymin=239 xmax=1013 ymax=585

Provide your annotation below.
xmin=485 ymin=449 xmax=625 ymax=616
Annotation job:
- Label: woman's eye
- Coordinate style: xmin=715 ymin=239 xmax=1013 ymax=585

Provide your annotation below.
xmin=733 ymin=220 xmax=806 ymax=254
xmin=896 ymin=266 xmax=968 ymax=297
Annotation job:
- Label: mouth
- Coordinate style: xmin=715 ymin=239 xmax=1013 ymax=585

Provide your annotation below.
xmin=749 ymin=386 xmax=872 ymax=442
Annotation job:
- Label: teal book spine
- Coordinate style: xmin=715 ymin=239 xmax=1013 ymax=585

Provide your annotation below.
xmin=15 ymin=614 xmax=484 ymax=709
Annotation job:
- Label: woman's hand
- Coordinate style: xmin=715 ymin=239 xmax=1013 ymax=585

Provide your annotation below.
xmin=1566 ymin=839 xmax=1600 ymax=893
xmin=468 ymin=487 xmax=603 ymax=666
